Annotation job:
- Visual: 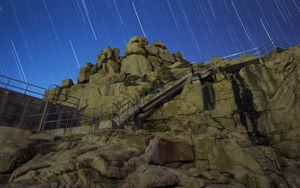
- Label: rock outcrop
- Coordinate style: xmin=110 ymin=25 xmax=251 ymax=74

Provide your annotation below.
xmin=49 ymin=36 xmax=189 ymax=118
xmin=96 ymin=47 xmax=121 ymax=74
xmin=121 ymin=54 xmax=153 ymax=76
xmin=2 ymin=38 xmax=300 ymax=188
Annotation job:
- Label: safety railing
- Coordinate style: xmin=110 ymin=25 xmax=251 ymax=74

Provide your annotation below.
xmin=0 ymin=74 xmax=95 ymax=132
xmin=45 ymin=85 xmax=80 ymax=109
xmin=221 ymin=39 xmax=290 ymax=61
xmin=257 ymin=39 xmax=289 ymax=56
xmin=0 ymin=74 xmax=46 ymax=98
xmin=111 ymin=68 xmax=191 ymax=127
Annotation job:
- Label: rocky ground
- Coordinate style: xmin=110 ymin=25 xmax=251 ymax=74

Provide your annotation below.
xmin=1 ymin=37 xmax=300 ymax=188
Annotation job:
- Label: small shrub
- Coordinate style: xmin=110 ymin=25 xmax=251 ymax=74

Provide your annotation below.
xmin=151 ymin=125 xmax=170 ymax=132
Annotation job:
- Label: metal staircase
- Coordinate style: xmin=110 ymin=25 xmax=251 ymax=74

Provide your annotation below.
xmin=111 ymin=69 xmax=192 ymax=128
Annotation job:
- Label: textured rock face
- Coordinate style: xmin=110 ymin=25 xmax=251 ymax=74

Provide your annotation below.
xmin=46 ymin=36 xmax=188 ymax=118
xmin=144 ymin=46 xmax=300 ymax=187
xmin=145 ymin=137 xmax=194 ymax=165
xmin=125 ymin=36 xmax=148 ymax=56
xmin=19 ymin=39 xmax=300 ymax=187
xmin=96 ymin=47 xmax=121 ymax=74
xmin=0 ymin=127 xmax=55 ymax=185
xmin=1 ymin=129 xmax=210 ymax=188
xmin=121 ymin=54 xmax=153 ymax=76
xmin=78 ymin=65 xmax=92 ymax=83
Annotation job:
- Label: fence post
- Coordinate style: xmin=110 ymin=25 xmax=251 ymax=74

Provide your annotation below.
xmin=38 ymin=101 xmax=49 ymax=132
xmin=56 ymin=109 xmax=64 ymax=129
xmin=0 ymin=90 xmax=10 ymax=125
xmin=17 ymin=97 xmax=30 ymax=129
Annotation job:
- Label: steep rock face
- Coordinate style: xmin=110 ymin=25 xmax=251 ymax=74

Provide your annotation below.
xmin=149 ymin=47 xmax=300 ymax=148
xmin=121 ymin=54 xmax=153 ymax=76
xmin=145 ymin=46 xmax=300 ymax=188
xmin=28 ymin=38 xmax=300 ymax=188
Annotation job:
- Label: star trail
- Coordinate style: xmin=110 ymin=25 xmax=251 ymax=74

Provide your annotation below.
xmin=0 ymin=0 xmax=299 ymax=88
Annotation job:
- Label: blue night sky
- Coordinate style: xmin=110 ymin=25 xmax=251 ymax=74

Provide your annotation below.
xmin=0 ymin=0 xmax=300 ymax=88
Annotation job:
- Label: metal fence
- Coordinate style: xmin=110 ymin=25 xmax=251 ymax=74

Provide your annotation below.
xmin=0 ymin=75 xmax=96 ymax=131
xmin=221 ymin=39 xmax=290 ymax=61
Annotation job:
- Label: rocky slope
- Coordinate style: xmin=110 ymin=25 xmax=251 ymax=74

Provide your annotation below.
xmin=1 ymin=37 xmax=300 ymax=188
xmin=45 ymin=36 xmax=189 ymax=120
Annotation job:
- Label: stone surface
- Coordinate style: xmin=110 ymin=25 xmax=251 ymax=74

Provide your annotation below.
xmin=145 ymin=137 xmax=194 ymax=165
xmin=61 ymin=79 xmax=74 ymax=88
xmin=0 ymin=127 xmax=53 ymax=175
xmin=3 ymin=37 xmax=300 ymax=188
xmin=121 ymin=54 xmax=153 ymax=76
xmin=125 ymin=36 xmax=148 ymax=56
xmin=78 ymin=66 xmax=91 ymax=83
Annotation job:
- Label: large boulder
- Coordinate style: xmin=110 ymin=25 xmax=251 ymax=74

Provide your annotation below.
xmin=147 ymin=55 xmax=164 ymax=71
xmin=144 ymin=137 xmax=194 ymax=165
xmin=0 ymin=127 xmax=54 ymax=177
xmin=96 ymin=47 xmax=120 ymax=74
xmin=78 ymin=66 xmax=92 ymax=83
xmin=173 ymin=51 xmax=184 ymax=62
xmin=125 ymin=36 xmax=148 ymax=56
xmin=146 ymin=41 xmax=175 ymax=63
xmin=123 ymin=165 xmax=178 ymax=188
xmin=154 ymin=41 xmax=175 ymax=63
xmin=97 ymin=47 xmax=120 ymax=64
xmin=90 ymin=72 xmax=126 ymax=86
xmin=121 ymin=54 xmax=153 ymax=76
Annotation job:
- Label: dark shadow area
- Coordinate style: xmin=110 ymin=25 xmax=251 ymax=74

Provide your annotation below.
xmin=231 ymin=75 xmax=270 ymax=146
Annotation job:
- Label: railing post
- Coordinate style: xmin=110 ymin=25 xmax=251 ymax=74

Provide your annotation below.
xmin=38 ymin=101 xmax=49 ymax=132
xmin=0 ymin=90 xmax=10 ymax=125
xmin=24 ymin=84 xmax=29 ymax=95
xmin=56 ymin=109 xmax=64 ymax=129
xmin=17 ymin=97 xmax=30 ymax=129
xmin=5 ymin=80 xmax=11 ymax=89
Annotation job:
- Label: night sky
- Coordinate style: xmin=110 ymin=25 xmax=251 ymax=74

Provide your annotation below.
xmin=0 ymin=0 xmax=300 ymax=88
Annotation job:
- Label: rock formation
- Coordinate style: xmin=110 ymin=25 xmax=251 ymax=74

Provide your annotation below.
xmin=44 ymin=36 xmax=189 ymax=118
xmin=1 ymin=37 xmax=300 ymax=188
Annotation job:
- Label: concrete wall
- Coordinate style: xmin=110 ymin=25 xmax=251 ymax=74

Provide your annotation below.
xmin=44 ymin=125 xmax=94 ymax=136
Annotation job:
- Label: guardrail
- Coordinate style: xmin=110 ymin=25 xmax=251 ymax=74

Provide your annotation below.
xmin=111 ymin=68 xmax=191 ymax=127
xmin=45 ymin=85 xmax=80 ymax=109
xmin=0 ymin=74 xmax=95 ymax=132
xmin=221 ymin=39 xmax=290 ymax=61
xmin=0 ymin=74 xmax=46 ymax=98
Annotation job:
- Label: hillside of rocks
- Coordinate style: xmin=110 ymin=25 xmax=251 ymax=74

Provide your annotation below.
xmin=45 ymin=36 xmax=190 ymax=119
xmin=1 ymin=36 xmax=300 ymax=188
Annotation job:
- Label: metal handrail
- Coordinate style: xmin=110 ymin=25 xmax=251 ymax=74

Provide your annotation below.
xmin=0 ymin=74 xmax=46 ymax=90
xmin=221 ymin=40 xmax=290 ymax=61
xmin=112 ymin=68 xmax=191 ymax=126
xmin=0 ymin=83 xmax=45 ymax=97
xmin=0 ymin=74 xmax=87 ymax=132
